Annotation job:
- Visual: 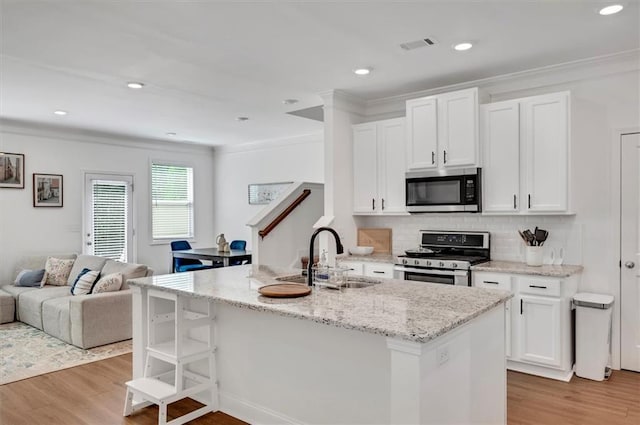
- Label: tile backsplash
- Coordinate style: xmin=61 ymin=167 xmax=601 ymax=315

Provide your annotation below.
xmin=355 ymin=214 xmax=582 ymax=265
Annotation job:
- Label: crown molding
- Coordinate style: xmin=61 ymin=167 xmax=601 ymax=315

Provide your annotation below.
xmin=365 ymin=49 xmax=640 ymax=116
xmin=0 ymin=118 xmax=215 ymax=154
xmin=214 ymin=131 xmax=323 ymax=154
xmin=319 ymin=89 xmax=366 ymax=116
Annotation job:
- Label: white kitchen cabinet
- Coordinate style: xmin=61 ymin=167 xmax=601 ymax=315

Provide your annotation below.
xmin=473 ymin=270 xmax=578 ymax=381
xmin=406 ymin=87 xmax=479 ymax=171
xmin=363 ymin=262 xmax=395 ymax=279
xmin=353 ymin=118 xmax=406 ymax=214
xmin=481 ymin=91 xmax=570 ymax=214
xmin=474 ymin=272 xmax=513 ymax=359
xmin=518 ymin=294 xmax=562 ymax=367
xmin=339 ymin=261 xmax=365 ymax=276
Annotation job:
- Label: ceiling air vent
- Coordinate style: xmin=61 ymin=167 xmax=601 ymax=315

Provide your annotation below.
xmin=400 ymin=37 xmax=438 ymax=51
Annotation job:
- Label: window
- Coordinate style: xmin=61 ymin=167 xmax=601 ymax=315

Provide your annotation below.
xmin=151 ymin=163 xmax=194 ymax=241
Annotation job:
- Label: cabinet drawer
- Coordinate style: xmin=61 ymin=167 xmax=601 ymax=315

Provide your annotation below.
xmin=473 ymin=272 xmax=512 ymax=291
xmin=338 ymin=261 xmax=365 ymax=276
xmin=517 ymin=277 xmax=561 ymax=297
xmin=364 ymin=262 xmax=395 ymax=279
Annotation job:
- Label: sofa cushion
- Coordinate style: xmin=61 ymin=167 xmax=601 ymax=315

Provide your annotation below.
xmin=14 ymin=269 xmax=46 ymax=287
xmin=18 ymin=286 xmax=73 ymax=330
xmin=41 ymin=257 xmax=75 ymax=287
xmin=0 ymin=289 xmax=15 ymax=324
xmin=101 ymin=260 xmax=147 ymax=290
xmin=70 ymin=268 xmax=101 ymax=295
xmin=92 ymin=272 xmax=122 ymax=294
xmin=12 ymin=254 xmax=77 ymax=283
xmin=42 ymin=296 xmax=72 ymax=344
xmin=66 ymin=255 xmax=108 ymax=286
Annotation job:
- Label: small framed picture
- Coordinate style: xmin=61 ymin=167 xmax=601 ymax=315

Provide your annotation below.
xmin=0 ymin=152 xmax=25 ymax=189
xmin=33 ymin=173 xmax=63 ymax=207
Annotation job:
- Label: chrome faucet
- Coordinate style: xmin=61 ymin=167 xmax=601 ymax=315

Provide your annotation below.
xmin=307 ymin=227 xmax=344 ymax=286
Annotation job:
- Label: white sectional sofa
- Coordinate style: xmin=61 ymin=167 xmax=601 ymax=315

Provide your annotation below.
xmin=1 ymin=254 xmax=153 ymax=349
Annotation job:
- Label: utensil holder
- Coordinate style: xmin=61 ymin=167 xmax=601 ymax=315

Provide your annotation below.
xmin=525 ymin=246 xmax=544 ymax=267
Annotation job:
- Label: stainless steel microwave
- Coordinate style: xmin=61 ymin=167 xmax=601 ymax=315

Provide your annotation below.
xmin=405 ymin=168 xmax=482 ymax=213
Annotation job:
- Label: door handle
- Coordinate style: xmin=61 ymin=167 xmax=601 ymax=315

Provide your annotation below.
xmin=513 ymin=194 xmax=517 ymax=210
xmin=520 ymin=299 xmax=523 ymax=315
xmin=528 ymin=194 xmax=531 ymax=209
xmin=381 ymin=198 xmax=385 ymax=211
xmin=625 ymin=261 xmax=636 ymax=269
xmin=443 ymin=150 xmax=447 ymax=164
xmin=431 ymin=151 xmax=435 ymax=165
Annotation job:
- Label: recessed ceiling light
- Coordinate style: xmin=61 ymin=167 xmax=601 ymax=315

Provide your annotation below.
xmin=126 ymin=82 xmax=145 ymax=89
xmin=166 ymin=132 xmax=177 ymax=136
xmin=236 ymin=116 xmax=249 ymax=122
xmin=599 ymin=4 xmax=623 ymax=15
xmin=53 ymin=110 xmax=68 ymax=116
xmin=282 ymin=99 xmax=299 ymax=105
xmin=353 ymin=68 xmax=371 ymax=76
xmin=453 ymin=42 xmax=473 ymax=51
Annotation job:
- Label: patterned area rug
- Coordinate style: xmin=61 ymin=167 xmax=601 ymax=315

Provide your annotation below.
xmin=0 ymin=321 xmax=132 ymax=385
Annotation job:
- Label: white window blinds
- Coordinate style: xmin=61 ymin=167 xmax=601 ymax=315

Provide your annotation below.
xmin=92 ymin=180 xmax=128 ymax=261
xmin=151 ymin=163 xmax=194 ymax=240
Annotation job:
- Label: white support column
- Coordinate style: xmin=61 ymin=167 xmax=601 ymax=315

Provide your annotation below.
xmin=319 ymin=90 xmax=366 ymax=262
xmin=386 ymin=338 xmax=424 ymax=424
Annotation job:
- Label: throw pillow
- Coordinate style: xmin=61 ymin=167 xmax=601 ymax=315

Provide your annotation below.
xmin=70 ymin=268 xmax=101 ymax=295
xmin=14 ymin=269 xmax=46 ymax=287
xmin=40 ymin=257 xmax=76 ymax=287
xmin=92 ymin=272 xmax=123 ymax=294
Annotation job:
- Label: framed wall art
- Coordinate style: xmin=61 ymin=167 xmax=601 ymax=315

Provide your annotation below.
xmin=0 ymin=152 xmax=25 ymax=189
xmin=248 ymin=182 xmax=292 ymax=205
xmin=33 ymin=173 xmax=63 ymax=207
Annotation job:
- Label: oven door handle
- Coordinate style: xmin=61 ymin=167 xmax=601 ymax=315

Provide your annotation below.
xmin=393 ymin=265 xmax=469 ymax=277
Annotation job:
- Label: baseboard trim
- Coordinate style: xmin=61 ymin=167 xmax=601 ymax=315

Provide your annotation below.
xmin=508 ymin=360 xmax=574 ymax=382
xmin=217 ymin=391 xmax=302 ymax=425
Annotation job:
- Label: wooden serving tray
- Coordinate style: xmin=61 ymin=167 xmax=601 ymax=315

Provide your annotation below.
xmin=258 ymin=283 xmax=311 ymax=298
xmin=357 ymin=228 xmax=392 ymax=254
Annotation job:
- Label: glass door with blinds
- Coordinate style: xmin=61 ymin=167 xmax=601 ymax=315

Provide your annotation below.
xmin=84 ymin=173 xmax=134 ymax=262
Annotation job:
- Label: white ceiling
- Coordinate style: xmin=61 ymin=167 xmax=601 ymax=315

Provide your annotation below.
xmin=1 ymin=1 xmax=638 ymax=146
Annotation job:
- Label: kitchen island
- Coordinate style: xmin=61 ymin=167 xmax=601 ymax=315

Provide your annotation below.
xmin=127 ymin=265 xmax=512 ymax=425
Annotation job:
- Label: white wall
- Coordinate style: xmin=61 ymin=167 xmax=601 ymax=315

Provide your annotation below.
xmin=0 ymin=122 xmax=217 ymax=279
xmin=212 ymin=133 xmax=324 ymax=250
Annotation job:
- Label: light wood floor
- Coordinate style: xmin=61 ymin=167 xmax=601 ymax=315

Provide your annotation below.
xmin=1 ymin=353 xmax=638 ymax=424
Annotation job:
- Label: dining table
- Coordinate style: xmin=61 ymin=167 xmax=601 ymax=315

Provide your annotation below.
xmin=171 ymin=248 xmax=252 ymax=272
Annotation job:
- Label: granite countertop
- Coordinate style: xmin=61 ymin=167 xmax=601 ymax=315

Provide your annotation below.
xmin=128 ymin=265 xmax=511 ymax=343
xmin=471 ymin=261 xmax=583 ymax=277
xmin=337 ymin=253 xmax=396 ymax=263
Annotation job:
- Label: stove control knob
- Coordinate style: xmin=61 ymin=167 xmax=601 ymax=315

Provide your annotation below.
xmin=414 ymin=260 xmax=420 ymax=266
xmin=439 ymin=261 xmax=445 ymax=267
xmin=403 ymin=259 xmax=408 ymax=265
xmin=452 ymin=263 xmax=458 ymax=268
xmin=426 ymin=260 xmax=431 ymax=266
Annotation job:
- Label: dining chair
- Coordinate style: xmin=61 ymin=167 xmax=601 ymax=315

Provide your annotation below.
xmin=229 ymin=240 xmax=248 ymax=266
xmin=170 ymin=240 xmax=217 ymax=272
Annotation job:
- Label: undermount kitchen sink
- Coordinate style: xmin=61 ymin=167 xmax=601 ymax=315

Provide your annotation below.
xmin=275 ymin=274 xmax=381 ymax=289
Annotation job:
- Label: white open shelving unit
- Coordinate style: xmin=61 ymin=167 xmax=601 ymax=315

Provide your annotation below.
xmin=123 ymin=289 xmax=218 ymax=425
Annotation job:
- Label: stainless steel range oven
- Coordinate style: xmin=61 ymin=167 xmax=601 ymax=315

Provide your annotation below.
xmin=393 ymin=231 xmax=490 ymax=286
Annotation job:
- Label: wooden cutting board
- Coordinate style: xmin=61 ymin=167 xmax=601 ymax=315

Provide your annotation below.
xmin=258 ymin=283 xmax=311 ymax=298
xmin=357 ymin=228 xmax=392 ymax=254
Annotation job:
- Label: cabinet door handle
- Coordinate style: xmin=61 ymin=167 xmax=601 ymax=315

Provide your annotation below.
xmin=520 ymin=299 xmax=523 ymax=315
xmin=528 ymin=194 xmax=531 ymax=209
xmin=513 ymin=194 xmax=517 ymax=210
xmin=381 ymin=198 xmax=385 ymax=211
xmin=431 ymin=151 xmax=435 ymax=165
xmin=529 ymin=285 xmax=548 ymax=289
xmin=443 ymin=150 xmax=447 ymax=164
xmin=372 ymin=198 xmax=375 ymax=211
xmin=483 ymin=280 xmax=499 ymax=285
xmin=372 ymin=271 xmax=385 ymax=274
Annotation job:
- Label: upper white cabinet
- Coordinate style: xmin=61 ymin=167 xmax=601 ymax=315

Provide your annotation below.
xmin=481 ymin=91 xmax=570 ymax=214
xmin=406 ymin=87 xmax=479 ymax=171
xmin=353 ymin=118 xmax=406 ymax=214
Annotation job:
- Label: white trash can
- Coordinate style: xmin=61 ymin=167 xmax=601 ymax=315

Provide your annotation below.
xmin=573 ymin=293 xmax=614 ymax=381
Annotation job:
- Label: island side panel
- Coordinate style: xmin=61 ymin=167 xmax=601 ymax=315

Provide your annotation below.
xmin=215 ymin=303 xmax=392 ymax=425
xmin=387 ymin=304 xmax=506 ymax=425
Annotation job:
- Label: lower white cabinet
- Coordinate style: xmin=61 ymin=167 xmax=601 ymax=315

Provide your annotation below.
xmin=473 ymin=271 xmax=579 ymax=381
xmin=337 ymin=260 xmax=394 ymax=279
